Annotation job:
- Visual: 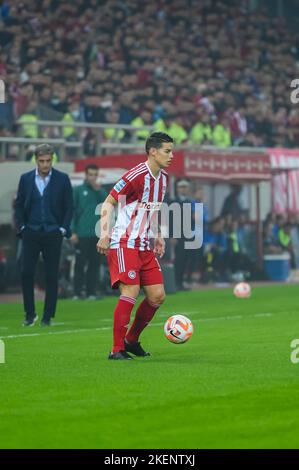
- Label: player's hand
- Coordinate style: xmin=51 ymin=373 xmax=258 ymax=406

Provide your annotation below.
xmin=96 ymin=236 xmax=110 ymax=255
xmin=154 ymin=237 xmax=165 ymax=258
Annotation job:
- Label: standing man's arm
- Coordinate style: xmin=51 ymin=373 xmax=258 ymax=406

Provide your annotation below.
xmin=61 ymin=175 xmax=73 ymax=238
xmin=14 ymin=175 xmax=26 ymax=236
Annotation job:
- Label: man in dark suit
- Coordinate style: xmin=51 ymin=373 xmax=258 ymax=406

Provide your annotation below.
xmin=15 ymin=144 xmax=73 ymax=326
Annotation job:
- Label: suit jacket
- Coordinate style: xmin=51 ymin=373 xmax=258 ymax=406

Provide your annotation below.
xmin=15 ymin=168 xmax=73 ymax=238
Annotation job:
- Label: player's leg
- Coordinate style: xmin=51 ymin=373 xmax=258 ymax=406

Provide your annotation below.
xmin=110 ymin=282 xmax=139 ymax=357
xmin=20 ymin=230 xmax=41 ymax=326
xmin=125 ymin=284 xmax=165 ymax=356
xmin=125 ymin=252 xmax=165 ymax=356
xmin=107 ymin=247 xmax=140 ymax=360
xmin=41 ymin=231 xmax=63 ymax=324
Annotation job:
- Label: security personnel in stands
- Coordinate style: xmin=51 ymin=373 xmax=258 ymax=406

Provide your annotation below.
xmin=62 ymin=101 xmax=83 ymax=140
xmin=104 ymin=111 xmax=125 ymax=141
xmin=18 ymin=102 xmax=39 ymax=138
xmin=155 ymin=113 xmax=188 ymax=145
xmin=189 ymin=114 xmax=213 ymax=145
xmin=212 ymin=116 xmax=232 ymax=148
xmin=278 ymin=223 xmax=295 ymax=268
xmin=131 ymin=110 xmax=152 ymax=141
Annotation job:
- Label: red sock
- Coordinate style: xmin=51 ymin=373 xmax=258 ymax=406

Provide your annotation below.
xmin=125 ymin=298 xmax=160 ymax=344
xmin=112 ymin=295 xmax=136 ymax=353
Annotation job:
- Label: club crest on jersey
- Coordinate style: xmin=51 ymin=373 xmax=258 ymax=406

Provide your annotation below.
xmin=128 ymin=270 xmax=136 ymax=279
xmin=114 ymin=179 xmax=126 ymax=193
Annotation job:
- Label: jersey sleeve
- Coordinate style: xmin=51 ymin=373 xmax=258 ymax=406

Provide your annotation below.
xmin=110 ymin=175 xmax=134 ymax=202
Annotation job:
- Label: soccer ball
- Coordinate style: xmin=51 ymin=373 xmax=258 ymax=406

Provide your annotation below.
xmin=164 ymin=314 xmax=193 ymax=344
xmin=233 ymin=282 xmax=251 ymax=298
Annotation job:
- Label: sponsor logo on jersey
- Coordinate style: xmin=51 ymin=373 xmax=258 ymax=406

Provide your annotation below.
xmin=139 ymin=202 xmax=162 ymax=211
xmin=114 ymin=179 xmax=126 ymax=193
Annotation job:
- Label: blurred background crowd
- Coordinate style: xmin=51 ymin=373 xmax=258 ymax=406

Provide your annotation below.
xmin=1 ymin=0 xmax=299 ymax=150
xmin=167 ymin=180 xmax=299 ymax=290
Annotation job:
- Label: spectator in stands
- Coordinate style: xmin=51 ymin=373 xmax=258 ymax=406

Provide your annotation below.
xmin=263 ymin=222 xmax=282 ymax=254
xmin=189 ymin=113 xmax=213 ymax=146
xmin=212 ymin=117 xmax=232 ymax=148
xmin=131 ymin=110 xmax=152 ymax=141
xmin=83 ymin=130 xmax=97 ymax=157
xmin=202 ymin=216 xmax=227 ymax=283
xmin=230 ymin=107 xmax=248 ymax=145
xmin=221 ymin=185 xmax=244 ymax=219
xmin=1 ymin=0 xmax=299 ymax=149
xmin=104 ymin=111 xmax=125 ymax=141
xmin=62 ymin=101 xmax=83 ymax=141
xmin=18 ymin=102 xmax=39 ymax=138
xmin=278 ymin=222 xmax=296 ymax=268
xmin=224 ymin=219 xmax=253 ymax=278
xmin=158 ymin=114 xmax=188 ymax=145
xmin=82 ymin=94 xmax=106 ymax=123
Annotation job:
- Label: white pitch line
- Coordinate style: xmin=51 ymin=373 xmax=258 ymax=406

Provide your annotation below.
xmin=0 ymin=312 xmax=274 ymax=340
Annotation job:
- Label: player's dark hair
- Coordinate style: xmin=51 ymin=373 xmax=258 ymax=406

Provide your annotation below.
xmin=145 ymin=132 xmax=174 ymax=155
xmin=85 ymin=164 xmax=99 ymax=173
xmin=35 ymin=143 xmax=54 ymax=158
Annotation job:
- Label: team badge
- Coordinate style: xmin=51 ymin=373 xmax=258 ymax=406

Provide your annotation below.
xmin=128 ymin=270 xmax=136 ymax=279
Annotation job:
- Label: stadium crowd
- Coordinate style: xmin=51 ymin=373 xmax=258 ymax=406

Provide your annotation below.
xmin=170 ymin=181 xmax=299 ymax=289
xmin=1 ymin=0 xmax=299 ymax=151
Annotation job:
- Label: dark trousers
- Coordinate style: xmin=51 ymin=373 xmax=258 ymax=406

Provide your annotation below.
xmin=74 ymin=237 xmax=100 ymax=296
xmin=174 ymin=240 xmax=194 ymax=288
xmin=21 ymin=229 xmax=63 ymax=321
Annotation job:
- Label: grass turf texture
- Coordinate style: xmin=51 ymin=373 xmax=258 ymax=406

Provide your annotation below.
xmin=0 ymin=284 xmax=299 ymax=449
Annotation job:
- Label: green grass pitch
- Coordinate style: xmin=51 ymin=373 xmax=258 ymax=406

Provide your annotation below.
xmin=1 ymin=284 xmax=299 ymax=449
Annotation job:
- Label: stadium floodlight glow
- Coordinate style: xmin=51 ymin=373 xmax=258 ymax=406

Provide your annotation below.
xmin=0 ymin=79 xmax=5 ymax=103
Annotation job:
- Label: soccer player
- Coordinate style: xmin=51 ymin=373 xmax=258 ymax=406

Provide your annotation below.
xmin=96 ymin=132 xmax=174 ymax=360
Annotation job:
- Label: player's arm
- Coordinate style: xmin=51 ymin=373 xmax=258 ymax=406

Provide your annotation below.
xmin=96 ymin=194 xmax=117 ymax=255
xmin=154 ymin=236 xmax=165 ymax=258
xmin=153 ymin=215 xmax=165 ymax=258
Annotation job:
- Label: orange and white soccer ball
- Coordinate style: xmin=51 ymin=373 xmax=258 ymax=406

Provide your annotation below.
xmin=164 ymin=314 xmax=193 ymax=344
xmin=233 ymin=282 xmax=251 ymax=298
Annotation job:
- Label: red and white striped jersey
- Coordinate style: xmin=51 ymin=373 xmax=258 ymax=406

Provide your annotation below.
xmin=109 ymin=162 xmax=168 ymax=250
